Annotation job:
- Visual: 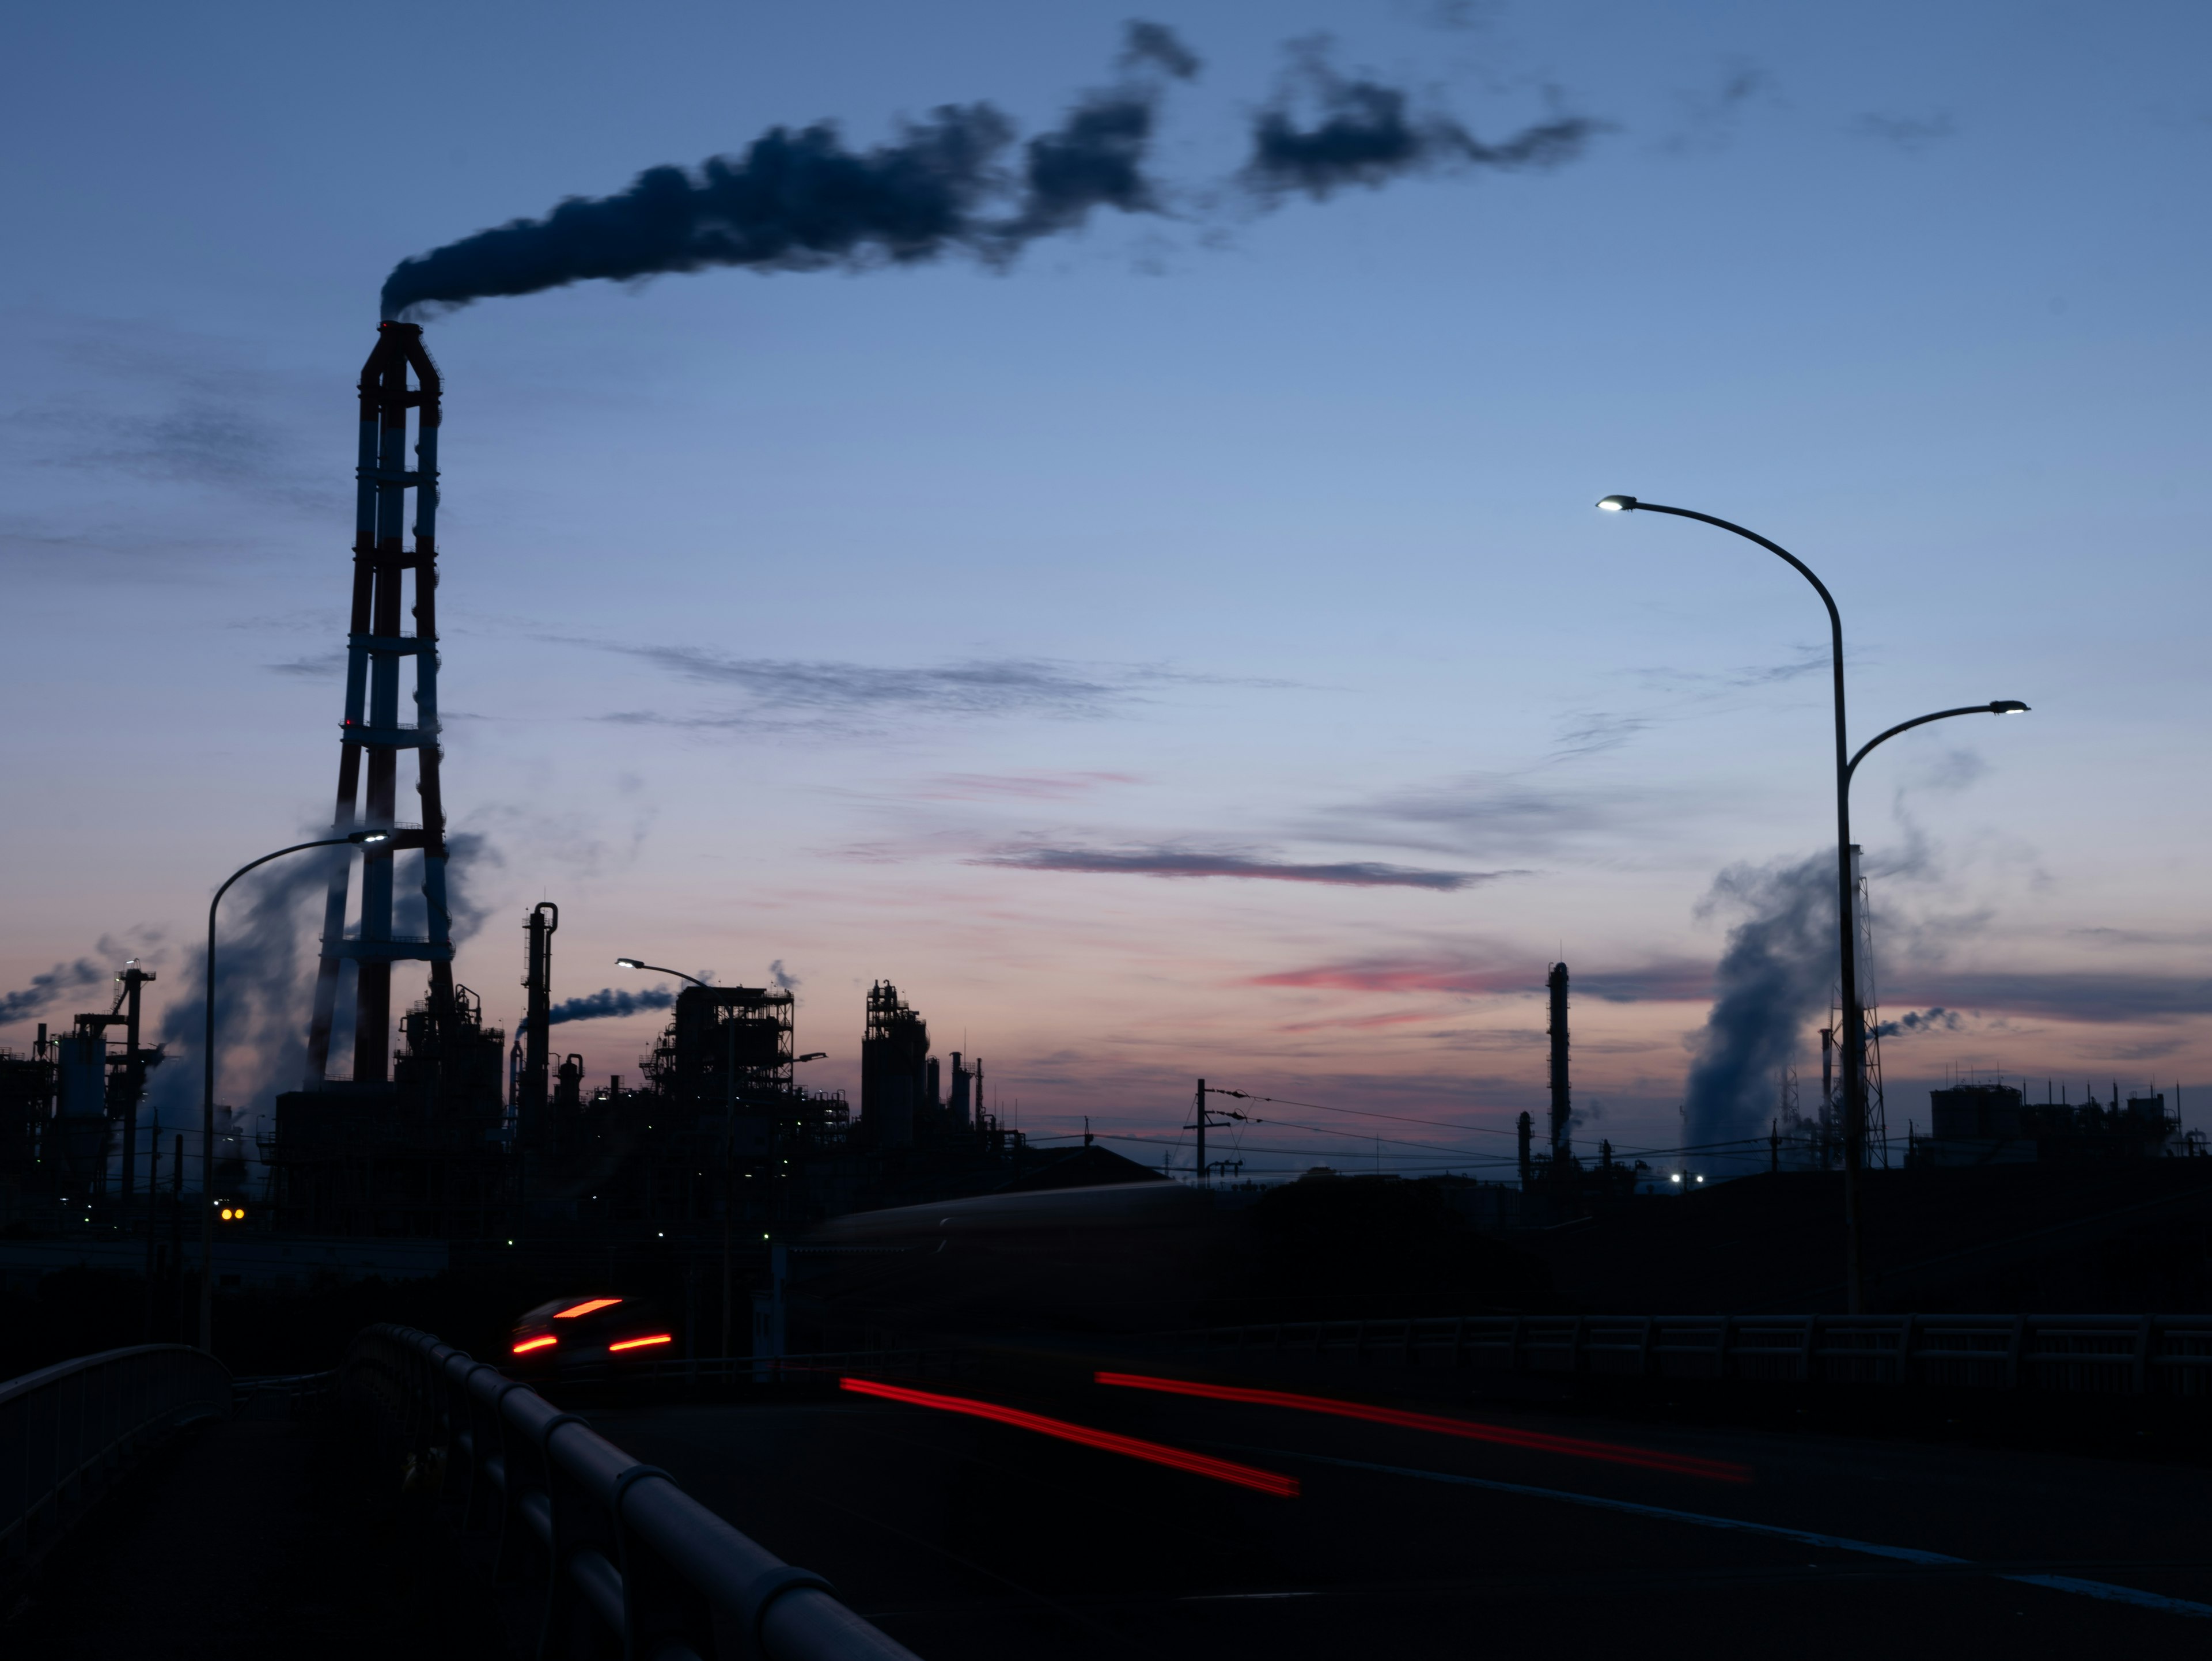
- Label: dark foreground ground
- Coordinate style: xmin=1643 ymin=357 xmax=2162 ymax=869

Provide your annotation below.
xmin=10 ymin=1350 xmax=2210 ymax=1660
xmin=582 ymin=1354 xmax=2212 ymax=1659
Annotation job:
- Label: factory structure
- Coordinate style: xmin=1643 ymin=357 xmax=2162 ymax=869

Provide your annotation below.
xmin=0 ymin=323 xmax=2202 ymax=1253
xmin=0 ymin=324 xmax=1073 ymax=1251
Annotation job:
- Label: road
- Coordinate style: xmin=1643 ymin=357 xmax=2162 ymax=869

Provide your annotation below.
xmin=588 ymin=1361 xmax=2212 ymax=1658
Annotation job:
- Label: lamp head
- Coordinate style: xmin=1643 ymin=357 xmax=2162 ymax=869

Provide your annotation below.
xmin=1596 ymin=494 xmax=1637 ymax=513
xmin=1988 ymin=699 xmax=2030 ymax=715
xmin=349 ymin=830 xmax=391 ymax=845
xmin=616 ymin=957 xmax=644 ymax=970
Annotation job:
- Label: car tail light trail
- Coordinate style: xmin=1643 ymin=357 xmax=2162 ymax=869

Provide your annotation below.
xmin=840 ymin=1376 xmax=1298 ymax=1499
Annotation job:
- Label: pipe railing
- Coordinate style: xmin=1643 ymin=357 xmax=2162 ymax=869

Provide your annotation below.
xmin=343 ymin=1324 xmax=922 ymax=1661
xmin=1198 ymin=1312 xmax=2212 ymax=1394
xmin=1 ymin=1344 xmax=232 ymax=1591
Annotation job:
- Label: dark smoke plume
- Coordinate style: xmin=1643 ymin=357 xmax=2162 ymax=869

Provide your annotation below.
xmin=0 ymin=958 xmax=109 ymax=1026
xmin=1244 ymin=44 xmax=1598 ymax=199
xmin=381 ymin=22 xmax=1199 ymax=318
xmin=518 ymin=985 xmax=676 ymax=1033
xmin=1681 ymin=852 xmax=1835 ymax=1151
xmin=1876 ymin=1006 xmax=1961 ymax=1038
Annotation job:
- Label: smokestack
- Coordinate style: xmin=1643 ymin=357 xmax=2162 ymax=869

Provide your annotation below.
xmin=302 ymin=322 xmax=457 ymax=1087
xmin=518 ymin=902 xmax=557 ymax=1145
xmin=1547 ymin=962 xmax=1570 ymax=1158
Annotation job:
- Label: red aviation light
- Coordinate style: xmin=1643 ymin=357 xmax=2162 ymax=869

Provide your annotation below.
xmin=555 ymin=1298 xmax=622 ymax=1319
xmin=1094 ymin=1372 xmax=1751 ymax=1484
xmin=609 ymin=1333 xmax=673 ymax=1353
xmin=512 ymin=1335 xmax=557 ymax=1354
xmin=839 ymin=1377 xmax=1299 ymax=1499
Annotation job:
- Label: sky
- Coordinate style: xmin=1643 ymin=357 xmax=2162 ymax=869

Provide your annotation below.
xmin=4 ymin=0 xmax=2210 ymax=1185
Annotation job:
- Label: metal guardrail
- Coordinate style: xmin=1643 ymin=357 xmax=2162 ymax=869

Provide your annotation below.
xmin=2 ymin=1344 xmax=232 ymax=1591
xmin=343 ymin=1324 xmax=922 ymax=1661
xmin=1201 ymin=1312 xmax=2212 ymax=1394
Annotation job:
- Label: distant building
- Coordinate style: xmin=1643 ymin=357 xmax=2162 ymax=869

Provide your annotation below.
xmin=1905 ymin=1083 xmax=2199 ymax=1166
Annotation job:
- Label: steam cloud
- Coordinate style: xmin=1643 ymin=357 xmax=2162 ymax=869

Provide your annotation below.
xmin=381 ymin=23 xmax=1201 ymax=317
xmin=1243 ymin=45 xmax=1599 ymax=198
xmin=1681 ymin=852 xmax=1835 ymax=1151
xmin=380 ymin=24 xmax=1603 ymax=319
xmin=144 ymin=834 xmax=499 ymax=1147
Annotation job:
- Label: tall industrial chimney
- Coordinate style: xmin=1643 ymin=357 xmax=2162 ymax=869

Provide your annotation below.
xmin=518 ymin=902 xmax=558 ymax=1147
xmin=1547 ymin=962 xmax=1570 ymax=1159
xmin=303 ymin=323 xmax=456 ymax=1084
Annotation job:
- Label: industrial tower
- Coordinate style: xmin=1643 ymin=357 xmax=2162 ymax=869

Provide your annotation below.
xmin=302 ymin=323 xmax=457 ymax=1084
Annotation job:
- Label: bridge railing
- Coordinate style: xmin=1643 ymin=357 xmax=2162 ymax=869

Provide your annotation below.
xmin=1 ymin=1344 xmax=232 ymax=1592
xmin=344 ymin=1323 xmax=921 ymax=1661
xmin=1198 ymin=1312 xmax=2212 ymax=1394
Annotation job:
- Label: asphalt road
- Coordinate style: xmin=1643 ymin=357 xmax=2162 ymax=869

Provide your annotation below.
xmin=587 ymin=1367 xmax=2212 ymax=1659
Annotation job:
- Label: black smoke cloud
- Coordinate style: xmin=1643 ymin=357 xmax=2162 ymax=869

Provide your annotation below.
xmin=1681 ymin=852 xmax=1835 ymax=1151
xmin=1243 ymin=43 xmax=1599 ymax=199
xmin=1876 ymin=1005 xmax=1962 ymax=1038
xmin=381 ymin=23 xmax=1201 ymax=318
xmin=518 ymin=985 xmax=676 ymax=1034
xmin=0 ymin=958 xmax=110 ymax=1026
xmin=382 ymin=24 xmax=1604 ymax=319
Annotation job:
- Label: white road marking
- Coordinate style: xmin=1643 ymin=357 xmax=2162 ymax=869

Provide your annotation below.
xmin=1256 ymin=1448 xmax=2212 ymax=1620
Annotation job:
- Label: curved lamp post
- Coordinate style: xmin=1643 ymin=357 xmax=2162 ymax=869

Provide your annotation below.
xmin=616 ymin=957 xmax=706 ymax=988
xmin=200 ymin=828 xmax=388 ymax=1352
xmin=622 ymin=955 xmax=744 ymax=1356
xmin=1596 ymin=495 xmax=2028 ymax=1311
xmin=1850 ymin=702 xmax=2028 ymax=791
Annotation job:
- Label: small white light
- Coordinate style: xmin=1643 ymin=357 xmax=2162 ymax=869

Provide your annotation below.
xmin=1669 ymin=1173 xmax=1682 ymax=1183
xmin=1596 ymin=494 xmax=1637 ymax=512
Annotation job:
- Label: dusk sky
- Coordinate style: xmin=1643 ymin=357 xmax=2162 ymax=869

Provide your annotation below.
xmin=5 ymin=0 xmax=2209 ymax=1182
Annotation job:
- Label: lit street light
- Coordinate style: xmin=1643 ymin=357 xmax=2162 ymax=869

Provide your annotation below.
xmin=200 ymin=828 xmax=388 ymax=1352
xmin=1595 ymin=496 xmax=2030 ymax=1311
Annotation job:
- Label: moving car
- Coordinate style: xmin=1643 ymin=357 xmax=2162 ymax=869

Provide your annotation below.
xmin=507 ymin=1295 xmax=675 ymax=1376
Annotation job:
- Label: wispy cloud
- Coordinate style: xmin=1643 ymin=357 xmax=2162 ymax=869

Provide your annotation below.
xmin=1851 ymin=112 xmax=1957 ymax=155
xmin=1251 ymin=954 xmax=1710 ymax=1000
xmin=1658 ymin=59 xmax=1775 ymax=154
xmin=915 ymin=771 xmax=1143 ymax=801
xmin=265 ymin=651 xmax=345 ymax=678
xmin=1884 ymin=971 xmax=2212 ymax=1025
xmin=594 ymin=642 xmax=1303 ymax=733
xmin=978 ymin=845 xmax=1510 ymax=890
xmin=1311 ymin=774 xmax=1630 ymax=860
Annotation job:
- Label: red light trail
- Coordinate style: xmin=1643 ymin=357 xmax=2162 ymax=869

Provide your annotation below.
xmin=511 ymin=1335 xmax=557 ymax=1354
xmin=839 ymin=1377 xmax=1300 ymax=1499
xmin=609 ymin=1333 xmax=673 ymax=1353
xmin=1093 ymin=1372 xmax=1751 ymax=1484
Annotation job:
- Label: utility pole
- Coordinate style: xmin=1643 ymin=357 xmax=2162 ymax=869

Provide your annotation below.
xmin=722 ymin=1001 xmax=737 ymax=1361
xmin=1186 ymin=1080 xmax=1253 ymax=1187
xmin=142 ymin=1118 xmax=161 ymax=1341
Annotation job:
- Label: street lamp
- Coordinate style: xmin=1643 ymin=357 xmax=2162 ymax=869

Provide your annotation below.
xmin=617 ymin=957 xmax=706 ymax=987
xmin=1849 ymin=702 xmax=2029 ymax=791
xmin=1590 ymin=495 xmax=1853 ymax=1311
xmin=200 ymin=828 xmax=388 ymax=1352
xmin=624 ymin=955 xmax=746 ymax=1358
